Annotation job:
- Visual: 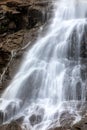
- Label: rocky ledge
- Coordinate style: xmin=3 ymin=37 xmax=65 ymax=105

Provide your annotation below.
xmin=0 ymin=116 xmax=87 ymax=130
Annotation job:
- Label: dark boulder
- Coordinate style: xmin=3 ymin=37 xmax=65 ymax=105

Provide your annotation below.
xmin=29 ymin=114 xmax=42 ymax=126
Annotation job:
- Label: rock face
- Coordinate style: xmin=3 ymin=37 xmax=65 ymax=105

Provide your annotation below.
xmin=0 ymin=0 xmax=53 ymax=92
xmin=0 ymin=0 xmax=52 ymax=34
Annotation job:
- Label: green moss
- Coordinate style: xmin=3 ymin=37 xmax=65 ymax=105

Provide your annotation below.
xmin=0 ymin=24 xmax=7 ymax=32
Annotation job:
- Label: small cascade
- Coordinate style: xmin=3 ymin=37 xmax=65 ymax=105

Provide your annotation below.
xmin=0 ymin=0 xmax=87 ymax=129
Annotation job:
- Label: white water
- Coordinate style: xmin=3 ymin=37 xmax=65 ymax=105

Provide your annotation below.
xmin=0 ymin=0 xmax=87 ymax=129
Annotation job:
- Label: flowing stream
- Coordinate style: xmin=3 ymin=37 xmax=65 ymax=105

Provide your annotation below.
xmin=0 ymin=0 xmax=87 ymax=129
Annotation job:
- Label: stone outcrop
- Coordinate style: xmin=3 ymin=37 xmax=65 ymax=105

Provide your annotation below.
xmin=0 ymin=0 xmax=52 ymax=34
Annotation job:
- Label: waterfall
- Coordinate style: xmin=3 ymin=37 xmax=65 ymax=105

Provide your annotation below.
xmin=0 ymin=0 xmax=87 ymax=129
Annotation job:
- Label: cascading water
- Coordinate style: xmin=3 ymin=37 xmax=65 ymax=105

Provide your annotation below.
xmin=0 ymin=0 xmax=87 ymax=129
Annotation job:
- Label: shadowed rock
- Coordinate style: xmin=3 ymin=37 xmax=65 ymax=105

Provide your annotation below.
xmin=29 ymin=114 xmax=42 ymax=126
xmin=0 ymin=121 xmax=22 ymax=130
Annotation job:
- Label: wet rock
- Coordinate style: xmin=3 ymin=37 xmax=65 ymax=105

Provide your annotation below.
xmin=0 ymin=0 xmax=52 ymax=34
xmin=5 ymin=101 xmax=22 ymax=120
xmin=0 ymin=0 xmax=52 ymax=90
xmin=6 ymin=1 xmax=21 ymax=7
xmin=8 ymin=21 xmax=16 ymax=30
xmin=72 ymin=121 xmax=84 ymax=130
xmin=0 ymin=111 xmax=4 ymax=124
xmin=29 ymin=114 xmax=42 ymax=126
xmin=0 ymin=27 xmax=40 ymax=88
xmin=0 ymin=49 xmax=11 ymax=73
xmin=48 ymin=125 xmax=68 ymax=130
xmin=59 ymin=111 xmax=75 ymax=128
xmin=28 ymin=8 xmax=44 ymax=28
xmin=0 ymin=121 xmax=22 ymax=130
xmin=0 ymin=110 xmax=8 ymax=124
xmin=71 ymin=116 xmax=87 ymax=130
xmin=0 ymin=99 xmax=23 ymax=125
xmin=15 ymin=116 xmax=25 ymax=124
